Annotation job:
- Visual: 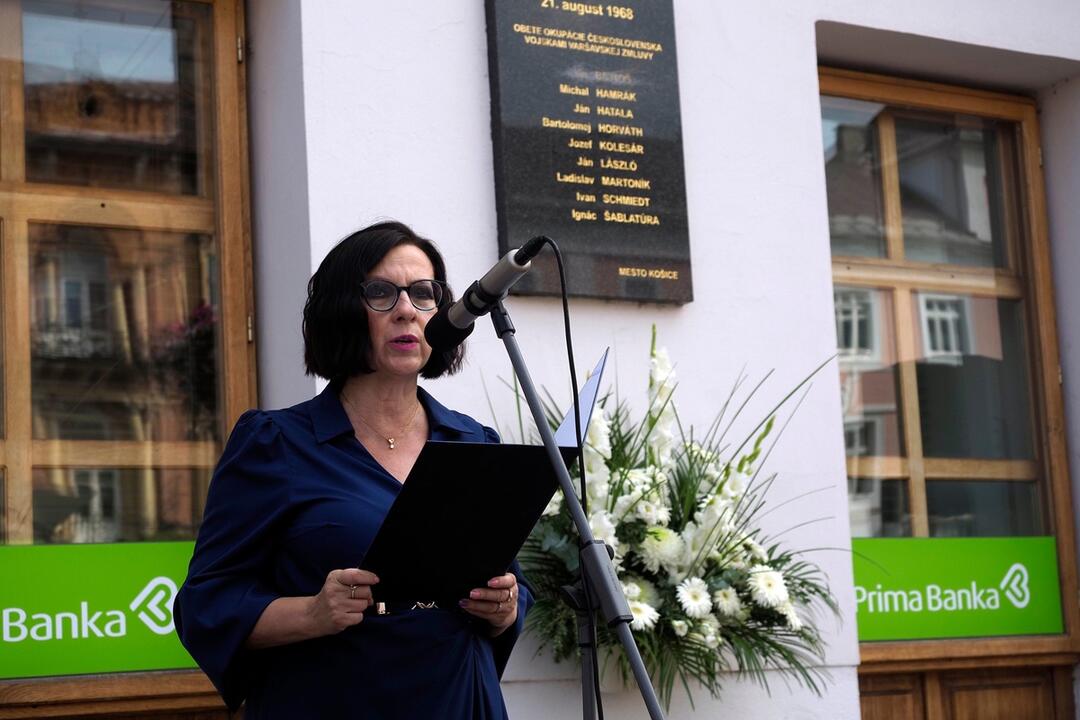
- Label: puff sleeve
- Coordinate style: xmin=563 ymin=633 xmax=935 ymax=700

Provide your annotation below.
xmin=174 ymin=410 xmax=292 ymax=710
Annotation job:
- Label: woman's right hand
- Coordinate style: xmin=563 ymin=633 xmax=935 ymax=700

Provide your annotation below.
xmin=305 ymin=568 xmax=379 ymax=636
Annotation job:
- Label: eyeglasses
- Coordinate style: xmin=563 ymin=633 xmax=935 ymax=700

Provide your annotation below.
xmin=359 ymin=279 xmax=446 ymax=312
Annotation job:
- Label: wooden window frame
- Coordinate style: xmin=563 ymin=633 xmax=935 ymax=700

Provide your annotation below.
xmin=0 ymin=0 xmax=253 ymax=715
xmin=821 ymin=67 xmax=1080 ymax=672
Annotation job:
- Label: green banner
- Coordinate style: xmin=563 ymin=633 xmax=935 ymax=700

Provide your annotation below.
xmin=852 ymin=536 xmax=1063 ymax=641
xmin=0 ymin=542 xmax=196 ymax=679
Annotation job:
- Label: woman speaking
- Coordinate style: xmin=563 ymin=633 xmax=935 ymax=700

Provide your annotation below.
xmin=175 ymin=221 xmax=531 ymax=718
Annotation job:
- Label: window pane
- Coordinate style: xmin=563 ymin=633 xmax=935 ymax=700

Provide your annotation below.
xmin=927 ymin=480 xmax=1043 ymax=537
xmin=22 ymin=0 xmax=214 ymax=196
xmin=896 ymin=114 xmax=1019 ymax=268
xmin=913 ymin=294 xmax=1033 ymax=459
xmin=849 ymin=477 xmax=910 ymax=537
xmin=822 ymin=96 xmax=888 ymax=258
xmin=32 ymin=466 xmax=209 ymax=544
xmin=30 ymin=223 xmax=222 ymax=441
xmin=835 ymin=287 xmax=904 ymax=456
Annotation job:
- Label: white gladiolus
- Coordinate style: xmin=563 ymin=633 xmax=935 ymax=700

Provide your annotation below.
xmin=589 ymin=510 xmax=619 ymax=555
xmin=781 ymin=601 xmax=803 ymax=631
xmin=676 ymin=577 xmax=712 ymax=618
xmin=586 ymin=413 xmax=612 ymax=458
xmin=629 ymin=601 xmax=660 ymax=631
xmin=748 ymin=565 xmax=790 ymax=608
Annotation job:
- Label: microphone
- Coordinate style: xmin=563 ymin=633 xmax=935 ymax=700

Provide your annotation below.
xmin=424 ymin=236 xmax=548 ymax=350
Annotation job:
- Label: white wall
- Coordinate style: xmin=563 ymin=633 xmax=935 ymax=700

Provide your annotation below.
xmin=246 ymin=1 xmax=1080 ymax=717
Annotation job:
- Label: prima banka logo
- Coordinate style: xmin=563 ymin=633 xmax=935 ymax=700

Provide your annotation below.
xmin=2 ymin=576 xmax=178 ymax=642
xmin=856 ymin=563 xmax=1032 ymax=614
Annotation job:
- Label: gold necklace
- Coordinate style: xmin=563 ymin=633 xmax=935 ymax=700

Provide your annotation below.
xmin=341 ymin=394 xmax=421 ymax=450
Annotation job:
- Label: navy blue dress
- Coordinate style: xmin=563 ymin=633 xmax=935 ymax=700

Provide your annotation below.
xmin=175 ymin=384 xmax=532 ymax=719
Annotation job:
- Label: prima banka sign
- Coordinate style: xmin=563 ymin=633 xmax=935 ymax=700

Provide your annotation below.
xmin=0 ymin=543 xmax=196 ymax=679
xmin=851 ymin=537 xmax=1063 ymax=641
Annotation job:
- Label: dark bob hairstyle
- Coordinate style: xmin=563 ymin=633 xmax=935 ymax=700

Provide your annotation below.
xmin=302 ymin=221 xmax=464 ymax=383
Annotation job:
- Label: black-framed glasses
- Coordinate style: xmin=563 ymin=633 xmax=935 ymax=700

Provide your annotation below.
xmin=359 ymin=279 xmax=446 ymax=312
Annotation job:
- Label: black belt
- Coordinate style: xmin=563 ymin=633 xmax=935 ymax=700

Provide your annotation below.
xmin=373 ymin=599 xmax=456 ymax=615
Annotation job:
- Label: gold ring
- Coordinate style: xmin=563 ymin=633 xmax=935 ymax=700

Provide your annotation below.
xmin=496 ymin=601 xmax=502 ymax=613
xmin=349 ymin=585 xmax=358 ymax=600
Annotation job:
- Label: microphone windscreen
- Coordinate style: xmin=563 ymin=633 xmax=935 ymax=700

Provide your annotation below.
xmin=424 ymin=308 xmax=475 ymax=351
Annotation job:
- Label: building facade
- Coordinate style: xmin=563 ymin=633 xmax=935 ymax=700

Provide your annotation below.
xmin=1 ymin=1 xmax=1080 ymax=718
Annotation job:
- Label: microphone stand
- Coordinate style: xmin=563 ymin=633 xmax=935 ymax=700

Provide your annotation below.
xmin=489 ymin=301 xmax=666 ymax=720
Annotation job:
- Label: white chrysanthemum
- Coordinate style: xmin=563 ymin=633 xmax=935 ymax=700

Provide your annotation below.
xmin=622 ymin=581 xmax=641 ymax=600
xmin=713 ymin=587 xmax=743 ymax=616
xmin=625 ymin=468 xmax=653 ymax=493
xmin=633 ymin=577 xmax=661 ymax=609
xmin=542 ymin=490 xmax=562 ymax=517
xmin=781 ymin=601 xmax=803 ymax=631
xmin=589 ymin=510 xmax=619 ymax=554
xmin=698 ymin=614 xmax=721 ymax=636
xmin=629 ymin=600 xmax=659 ymax=631
xmin=748 ymin=564 xmax=789 ymax=608
xmin=639 ymin=526 xmax=684 ymax=573
xmin=670 ymin=619 xmax=689 ymax=637
xmin=676 ymin=577 xmax=712 ymax=618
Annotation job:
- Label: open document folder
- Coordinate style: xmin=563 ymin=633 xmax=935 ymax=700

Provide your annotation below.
xmin=362 ymin=350 xmax=609 ymax=603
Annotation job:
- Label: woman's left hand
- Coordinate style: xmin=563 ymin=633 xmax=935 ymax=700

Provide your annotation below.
xmin=460 ymin=573 xmax=518 ymax=636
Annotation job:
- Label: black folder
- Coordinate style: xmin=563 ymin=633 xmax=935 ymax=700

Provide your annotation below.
xmin=362 ymin=350 xmax=608 ymax=603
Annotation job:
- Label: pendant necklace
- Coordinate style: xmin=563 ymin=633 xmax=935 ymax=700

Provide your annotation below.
xmin=342 ymin=394 xmax=421 ymax=450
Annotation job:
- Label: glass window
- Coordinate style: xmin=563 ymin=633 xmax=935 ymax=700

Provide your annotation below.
xmin=21 ymin=0 xmax=214 ymax=195
xmin=913 ymin=295 xmax=1034 ymax=460
xmin=30 ymin=223 xmax=221 ymax=442
xmin=32 ymin=467 xmax=209 ymax=544
xmin=849 ymin=477 xmax=911 ymax=538
xmin=895 ymin=114 xmax=1019 ymax=268
xmin=822 ymin=74 xmax=1052 ymax=555
xmin=821 ymin=96 xmax=888 ymax=258
xmin=927 ymin=480 xmax=1043 ymax=537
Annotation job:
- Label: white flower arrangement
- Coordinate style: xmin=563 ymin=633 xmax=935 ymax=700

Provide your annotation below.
xmin=518 ymin=327 xmax=837 ymax=708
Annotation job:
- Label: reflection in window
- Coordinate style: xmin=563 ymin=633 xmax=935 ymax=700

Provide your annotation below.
xmin=915 ymin=295 xmax=1033 ymax=460
xmin=834 ymin=287 xmax=904 ymax=457
xmin=895 ymin=115 xmax=1018 ymax=268
xmin=32 ymin=467 xmax=209 ymax=544
xmin=31 ymin=224 xmax=222 ymax=441
xmin=821 ymin=96 xmax=888 ymax=258
xmin=920 ymin=294 xmax=970 ymax=363
xmin=927 ymin=480 xmax=1043 ymax=537
xmin=848 ymin=477 xmax=910 ymax=537
xmin=21 ymin=0 xmax=213 ymax=195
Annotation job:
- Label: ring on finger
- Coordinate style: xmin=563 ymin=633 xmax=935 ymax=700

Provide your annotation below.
xmin=496 ymin=601 xmax=503 ymax=613
xmin=505 ymin=589 xmax=513 ymax=602
xmin=349 ymin=585 xmax=358 ymax=600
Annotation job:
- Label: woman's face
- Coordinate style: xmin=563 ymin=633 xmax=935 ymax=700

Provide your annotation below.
xmin=363 ymin=244 xmax=438 ymax=378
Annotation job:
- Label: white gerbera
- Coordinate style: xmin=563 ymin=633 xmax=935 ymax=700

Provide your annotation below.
xmin=670 ymin=619 xmax=689 ymax=637
xmin=676 ymin=577 xmax=712 ymax=618
xmin=713 ymin=587 xmax=742 ymax=616
xmin=781 ymin=601 xmax=803 ymax=631
xmin=748 ymin=564 xmax=789 ymax=608
xmin=639 ymin=526 xmax=684 ymax=573
xmin=628 ymin=601 xmax=659 ymax=631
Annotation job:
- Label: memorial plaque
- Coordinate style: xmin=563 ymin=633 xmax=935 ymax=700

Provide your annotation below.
xmin=485 ymin=0 xmax=692 ymax=303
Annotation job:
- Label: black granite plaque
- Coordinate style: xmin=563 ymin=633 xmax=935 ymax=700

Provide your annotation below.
xmin=485 ymin=0 xmax=692 ymax=303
